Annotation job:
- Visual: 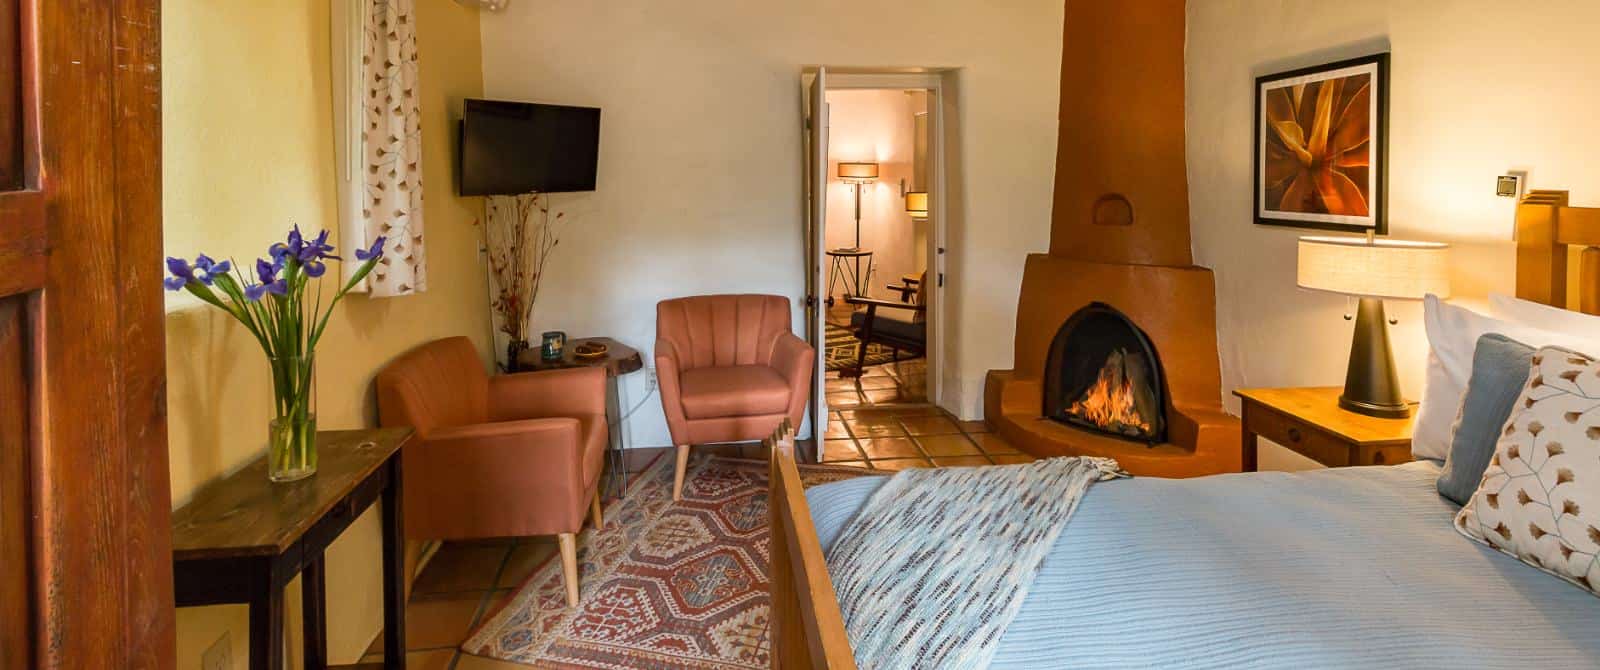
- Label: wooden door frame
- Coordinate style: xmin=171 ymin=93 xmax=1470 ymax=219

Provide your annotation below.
xmin=5 ymin=0 xmax=174 ymax=667
xmin=800 ymin=70 xmax=952 ymax=421
xmin=801 ymin=67 xmax=828 ymax=446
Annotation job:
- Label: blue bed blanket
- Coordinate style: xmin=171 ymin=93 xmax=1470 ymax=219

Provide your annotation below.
xmin=806 ymin=461 xmax=1600 ymax=669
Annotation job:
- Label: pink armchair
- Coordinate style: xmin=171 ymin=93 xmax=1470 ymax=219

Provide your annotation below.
xmin=375 ymin=336 xmax=606 ymax=606
xmin=656 ymin=295 xmax=814 ymax=500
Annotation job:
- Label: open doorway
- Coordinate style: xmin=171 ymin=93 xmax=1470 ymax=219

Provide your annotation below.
xmin=801 ymin=69 xmax=950 ymax=449
xmin=822 ymin=88 xmax=933 ymax=394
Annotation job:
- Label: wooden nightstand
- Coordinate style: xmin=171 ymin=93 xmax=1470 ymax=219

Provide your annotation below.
xmin=1234 ymin=387 xmax=1415 ymax=471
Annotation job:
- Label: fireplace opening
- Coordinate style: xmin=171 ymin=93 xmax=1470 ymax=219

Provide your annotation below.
xmin=1042 ymin=302 xmax=1167 ymax=443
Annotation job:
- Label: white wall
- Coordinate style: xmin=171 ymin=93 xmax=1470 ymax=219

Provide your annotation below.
xmin=479 ymin=0 xmax=1063 ymax=437
xmin=825 ymin=89 xmax=919 ymax=302
xmin=1187 ymin=0 xmax=1600 ymax=469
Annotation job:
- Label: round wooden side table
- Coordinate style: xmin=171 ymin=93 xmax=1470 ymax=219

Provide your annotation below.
xmin=517 ymin=337 xmax=644 ymax=498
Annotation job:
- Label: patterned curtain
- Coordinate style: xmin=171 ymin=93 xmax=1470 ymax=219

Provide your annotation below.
xmin=362 ymin=0 xmax=425 ymax=295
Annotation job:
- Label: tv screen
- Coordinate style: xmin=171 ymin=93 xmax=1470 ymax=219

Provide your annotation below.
xmin=458 ymin=98 xmax=601 ymax=196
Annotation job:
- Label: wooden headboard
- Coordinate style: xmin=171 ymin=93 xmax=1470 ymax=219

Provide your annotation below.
xmin=1516 ymin=190 xmax=1600 ymax=315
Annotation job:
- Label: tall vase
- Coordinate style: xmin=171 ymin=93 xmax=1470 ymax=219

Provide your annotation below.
xmin=506 ymin=339 xmax=530 ymax=373
xmin=268 ymin=354 xmax=318 ymax=482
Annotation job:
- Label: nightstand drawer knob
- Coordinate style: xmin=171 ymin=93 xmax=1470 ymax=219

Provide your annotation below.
xmin=1286 ymin=427 xmax=1303 ymax=443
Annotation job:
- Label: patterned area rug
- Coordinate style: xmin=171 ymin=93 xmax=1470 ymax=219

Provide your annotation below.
xmin=825 ymin=323 xmax=902 ymax=371
xmin=462 ymin=454 xmax=870 ymax=668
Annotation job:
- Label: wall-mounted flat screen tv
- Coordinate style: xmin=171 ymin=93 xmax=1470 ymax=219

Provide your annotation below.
xmin=458 ymin=98 xmax=601 ymax=196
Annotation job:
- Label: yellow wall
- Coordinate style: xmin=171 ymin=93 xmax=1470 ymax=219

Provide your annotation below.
xmin=163 ymin=0 xmax=485 ymax=666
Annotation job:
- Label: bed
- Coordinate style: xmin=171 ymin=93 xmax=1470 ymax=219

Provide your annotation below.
xmin=767 ymin=190 xmax=1600 ymax=669
xmin=807 ymin=462 xmax=1600 ymax=668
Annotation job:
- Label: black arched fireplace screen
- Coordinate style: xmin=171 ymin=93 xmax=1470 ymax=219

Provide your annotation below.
xmin=1042 ymin=302 xmax=1167 ymax=443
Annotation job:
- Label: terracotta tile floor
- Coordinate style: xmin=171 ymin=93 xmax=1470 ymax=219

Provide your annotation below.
xmin=819 ymin=358 xmax=1026 ymax=469
xmin=354 ymin=537 xmax=551 ymax=669
xmin=817 ymin=402 xmax=1025 ymax=469
xmin=825 ymin=357 xmax=929 ymax=408
xmin=351 ymin=383 xmax=1029 ymax=668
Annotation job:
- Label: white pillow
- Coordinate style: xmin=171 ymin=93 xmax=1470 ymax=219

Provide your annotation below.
xmin=1488 ymin=292 xmax=1600 ymax=336
xmin=1415 ymin=295 xmax=1600 ymax=461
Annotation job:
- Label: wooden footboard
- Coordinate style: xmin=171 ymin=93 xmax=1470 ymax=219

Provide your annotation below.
xmin=767 ymin=420 xmax=857 ymax=669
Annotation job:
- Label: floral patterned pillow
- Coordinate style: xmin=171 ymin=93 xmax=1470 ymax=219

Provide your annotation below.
xmin=1456 ymin=345 xmax=1600 ymax=595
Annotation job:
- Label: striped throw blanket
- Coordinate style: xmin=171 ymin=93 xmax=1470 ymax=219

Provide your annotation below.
xmin=825 ymin=457 xmax=1128 ymax=669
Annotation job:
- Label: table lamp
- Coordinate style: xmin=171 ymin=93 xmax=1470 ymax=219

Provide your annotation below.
xmin=905 ymin=191 xmax=928 ymax=219
xmin=1297 ymin=235 xmax=1450 ymax=418
xmin=837 ymin=162 xmax=878 ymax=249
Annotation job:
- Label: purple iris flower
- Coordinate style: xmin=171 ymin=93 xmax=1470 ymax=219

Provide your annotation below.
xmin=256 ymin=258 xmax=280 ymax=284
xmin=243 ymin=277 xmax=288 ymax=302
xmin=300 ymin=229 xmax=338 ymax=262
xmin=303 ymin=259 xmax=327 ymax=278
xmin=354 ymin=236 xmax=387 ymax=261
xmin=270 ymin=226 xmax=305 ymax=264
xmin=164 ymin=257 xmax=195 ymax=291
xmin=192 ymin=254 xmax=231 ymax=285
xmin=242 ymin=257 xmax=290 ymax=301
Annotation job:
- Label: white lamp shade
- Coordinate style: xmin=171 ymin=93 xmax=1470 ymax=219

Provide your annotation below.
xmin=837 ymin=162 xmax=879 ymax=181
xmin=1297 ymin=236 xmax=1451 ymax=300
xmin=905 ymin=191 xmax=928 ymax=217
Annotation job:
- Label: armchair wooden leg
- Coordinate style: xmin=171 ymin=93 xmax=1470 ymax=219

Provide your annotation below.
xmin=590 ymin=490 xmax=603 ymax=528
xmin=558 ymin=533 xmax=579 ymax=607
xmin=673 ymin=444 xmax=691 ymax=501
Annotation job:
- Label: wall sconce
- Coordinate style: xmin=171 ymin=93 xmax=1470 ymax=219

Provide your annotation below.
xmin=905 ymin=191 xmax=928 ymax=219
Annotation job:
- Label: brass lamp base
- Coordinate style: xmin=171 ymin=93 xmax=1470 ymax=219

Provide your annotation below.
xmin=1339 ymin=297 xmax=1411 ymax=419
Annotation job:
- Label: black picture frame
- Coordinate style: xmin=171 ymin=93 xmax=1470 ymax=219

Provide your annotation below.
xmin=1253 ymin=52 xmax=1390 ymax=234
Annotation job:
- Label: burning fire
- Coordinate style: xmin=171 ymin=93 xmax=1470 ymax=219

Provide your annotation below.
xmin=1067 ymin=356 xmax=1152 ymax=436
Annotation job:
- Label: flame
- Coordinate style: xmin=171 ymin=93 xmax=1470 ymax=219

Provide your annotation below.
xmin=1067 ymin=358 xmax=1151 ymax=435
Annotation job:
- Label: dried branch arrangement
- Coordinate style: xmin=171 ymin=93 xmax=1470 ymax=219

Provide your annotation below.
xmin=484 ymin=193 xmax=564 ymax=356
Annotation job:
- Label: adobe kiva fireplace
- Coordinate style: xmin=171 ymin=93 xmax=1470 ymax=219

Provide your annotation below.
xmin=1043 ymin=303 xmax=1166 ymax=443
xmin=981 ymin=0 xmax=1242 ymax=478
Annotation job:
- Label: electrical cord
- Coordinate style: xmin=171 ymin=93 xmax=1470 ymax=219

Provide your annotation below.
xmin=608 ymin=383 xmax=658 ymax=428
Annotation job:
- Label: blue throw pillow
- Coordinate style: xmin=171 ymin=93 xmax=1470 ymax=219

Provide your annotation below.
xmin=1436 ymin=333 xmax=1535 ymax=505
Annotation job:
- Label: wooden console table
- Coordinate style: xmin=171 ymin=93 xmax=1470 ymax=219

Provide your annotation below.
xmin=171 ymin=428 xmax=412 ymax=670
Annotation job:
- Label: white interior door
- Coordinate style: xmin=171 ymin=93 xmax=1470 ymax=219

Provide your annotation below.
xmin=804 ymin=67 xmax=829 ymax=453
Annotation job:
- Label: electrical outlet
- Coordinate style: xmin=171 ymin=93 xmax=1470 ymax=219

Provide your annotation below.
xmin=645 ymin=367 xmax=658 ymax=393
xmin=202 ymin=632 xmax=232 ymax=670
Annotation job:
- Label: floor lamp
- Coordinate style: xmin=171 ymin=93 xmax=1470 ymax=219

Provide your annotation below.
xmin=837 ymin=162 xmax=879 ymax=250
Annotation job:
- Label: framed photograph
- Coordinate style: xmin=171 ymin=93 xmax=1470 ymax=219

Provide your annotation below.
xmin=1254 ymin=53 xmax=1389 ymax=233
